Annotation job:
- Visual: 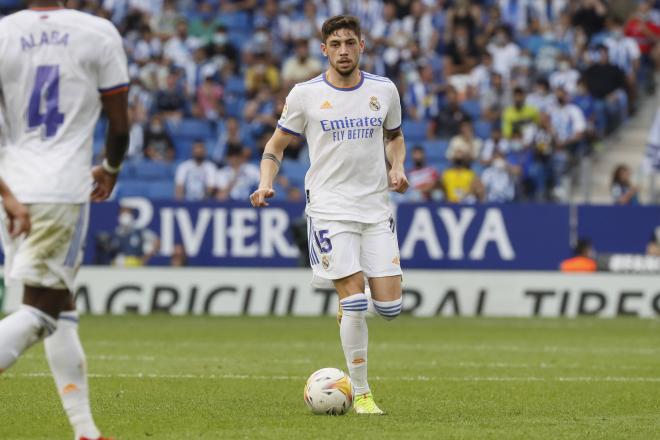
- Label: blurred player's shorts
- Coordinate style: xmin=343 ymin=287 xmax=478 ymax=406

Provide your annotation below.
xmin=0 ymin=203 xmax=88 ymax=292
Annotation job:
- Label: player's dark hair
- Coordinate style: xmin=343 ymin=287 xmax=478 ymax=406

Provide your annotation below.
xmin=574 ymin=238 xmax=592 ymax=256
xmin=321 ymin=15 xmax=362 ymax=43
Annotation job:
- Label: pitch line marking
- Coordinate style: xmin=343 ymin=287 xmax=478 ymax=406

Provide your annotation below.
xmin=5 ymin=372 xmax=660 ymax=383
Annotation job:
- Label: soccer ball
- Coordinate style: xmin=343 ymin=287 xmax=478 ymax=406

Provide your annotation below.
xmin=303 ymin=368 xmax=353 ymax=415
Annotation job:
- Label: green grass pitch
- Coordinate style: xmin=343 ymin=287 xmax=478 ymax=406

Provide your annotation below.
xmin=1 ymin=315 xmax=660 ymax=439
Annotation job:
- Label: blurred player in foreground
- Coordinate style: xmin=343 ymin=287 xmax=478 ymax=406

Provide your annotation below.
xmin=251 ymin=15 xmax=408 ymax=415
xmin=0 ymin=1 xmax=129 ymax=438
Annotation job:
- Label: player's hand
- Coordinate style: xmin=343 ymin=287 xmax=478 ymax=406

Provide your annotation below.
xmin=388 ymin=167 xmax=409 ymax=194
xmin=250 ymin=187 xmax=275 ymax=207
xmin=91 ymin=165 xmax=118 ymax=202
xmin=2 ymin=194 xmax=30 ymax=238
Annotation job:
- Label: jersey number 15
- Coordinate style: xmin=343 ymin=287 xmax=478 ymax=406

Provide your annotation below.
xmin=27 ymin=65 xmax=65 ymax=139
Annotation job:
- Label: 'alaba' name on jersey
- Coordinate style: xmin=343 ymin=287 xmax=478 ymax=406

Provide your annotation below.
xmin=278 ymin=71 xmax=402 ymax=224
xmin=0 ymin=8 xmax=129 ymax=203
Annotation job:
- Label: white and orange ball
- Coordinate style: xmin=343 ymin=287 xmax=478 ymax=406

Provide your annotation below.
xmin=303 ymin=368 xmax=353 ymax=415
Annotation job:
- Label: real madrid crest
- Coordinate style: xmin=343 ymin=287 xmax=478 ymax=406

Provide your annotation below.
xmin=369 ymin=96 xmax=381 ymax=111
xmin=321 ymin=254 xmax=330 ymax=270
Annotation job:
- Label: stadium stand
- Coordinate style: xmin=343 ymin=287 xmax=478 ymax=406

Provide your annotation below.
xmin=10 ymin=0 xmax=654 ymax=203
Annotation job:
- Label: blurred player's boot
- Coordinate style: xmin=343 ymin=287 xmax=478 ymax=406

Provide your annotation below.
xmin=354 ymin=392 xmax=384 ymax=415
xmin=45 ymin=311 xmax=102 ymax=440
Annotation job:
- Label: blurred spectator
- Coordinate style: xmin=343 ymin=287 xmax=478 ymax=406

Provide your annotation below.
xmin=244 ymin=85 xmax=278 ymax=141
xmin=163 ymin=19 xmax=196 ymax=67
xmin=502 ymin=87 xmax=540 ymax=139
xmin=170 ymin=244 xmax=187 ymax=267
xmin=430 ymin=86 xmax=470 ymax=139
xmin=281 ymin=40 xmax=323 ymax=87
xmin=560 ymin=238 xmax=597 ymax=272
xmin=215 ymin=147 xmax=261 ymax=201
xmin=479 ymin=126 xmax=510 ymax=166
xmin=405 ymin=62 xmax=441 ymax=121
xmin=447 ymin=120 xmax=482 ymax=162
xmin=480 ymin=71 xmax=512 ymax=121
xmin=154 ymin=72 xmax=187 ymax=120
xmin=175 ymin=140 xmax=216 ymax=201
xmin=551 ymin=88 xmax=587 ymax=157
xmin=571 ymin=0 xmax=607 ymax=41
xmin=401 ymin=1 xmax=435 ymax=52
xmin=245 ymin=52 xmax=280 ymax=95
xmin=469 ymin=51 xmax=494 ymax=99
xmin=487 ymin=25 xmax=520 ymax=78
xmin=440 ymin=151 xmax=484 ymax=203
xmin=444 ymin=24 xmax=479 ymax=78
xmin=526 ymin=78 xmax=556 ymax=114
xmin=605 ymin=16 xmax=641 ymax=110
xmin=188 ymin=2 xmax=216 ymax=44
xmin=195 ymin=73 xmax=223 ymax=121
xmin=647 ymin=227 xmax=660 ymax=256
xmin=549 ymin=54 xmax=580 ymax=95
xmin=406 ymin=146 xmax=440 ymax=201
xmin=143 ymin=114 xmax=175 ymax=162
xmin=212 ymin=117 xmax=252 ymax=164
xmin=110 ymin=207 xmax=160 ymax=267
xmin=611 ymin=164 xmax=640 ymax=205
xmin=481 ymin=150 xmax=516 ymax=202
xmin=625 ymin=1 xmax=660 ymax=69
xmin=582 ymin=45 xmax=628 ymax=130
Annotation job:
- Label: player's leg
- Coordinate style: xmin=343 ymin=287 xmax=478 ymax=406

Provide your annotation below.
xmin=308 ymin=217 xmax=373 ymax=405
xmin=45 ymin=294 xmax=102 ymax=440
xmin=0 ymin=285 xmax=64 ymax=371
xmin=362 ymin=216 xmax=403 ymax=321
xmin=368 ymin=276 xmax=403 ymax=321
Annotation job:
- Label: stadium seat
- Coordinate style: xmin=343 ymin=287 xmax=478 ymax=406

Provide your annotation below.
xmin=422 ymin=140 xmax=449 ymax=162
xmin=168 ymin=118 xmax=213 ymax=140
xmin=221 ymin=11 xmax=251 ymax=31
xmin=281 ymin=159 xmax=308 ymax=187
xmin=402 ymin=119 xmax=428 ymax=142
xmin=461 ymin=100 xmax=481 ymax=120
xmin=224 ymin=98 xmax=245 ymax=118
xmin=133 ymin=161 xmax=175 ymax=180
xmin=225 ymin=76 xmax=246 ymax=96
xmin=147 ymin=181 xmax=175 ymax=199
xmin=428 ymin=158 xmax=449 ymax=171
xmin=116 ymin=180 xmax=150 ymax=198
xmin=474 ymin=120 xmax=493 ymax=140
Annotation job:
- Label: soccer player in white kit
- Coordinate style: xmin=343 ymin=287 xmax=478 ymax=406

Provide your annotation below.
xmin=250 ymin=15 xmax=409 ymax=415
xmin=0 ymin=2 xmax=129 ymax=439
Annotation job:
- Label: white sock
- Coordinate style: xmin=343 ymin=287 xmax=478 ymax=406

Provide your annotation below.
xmin=45 ymin=311 xmax=101 ymax=440
xmin=372 ymin=297 xmax=403 ymax=321
xmin=339 ymin=293 xmax=370 ymax=395
xmin=0 ymin=305 xmax=56 ymax=371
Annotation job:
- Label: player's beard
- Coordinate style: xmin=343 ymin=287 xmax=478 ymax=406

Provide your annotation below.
xmin=331 ymin=56 xmax=359 ymax=77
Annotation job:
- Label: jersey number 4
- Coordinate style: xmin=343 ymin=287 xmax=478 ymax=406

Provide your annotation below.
xmin=27 ymin=65 xmax=65 ymax=139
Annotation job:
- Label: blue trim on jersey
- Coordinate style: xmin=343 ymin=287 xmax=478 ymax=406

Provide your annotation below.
xmin=297 ymin=75 xmax=324 ymax=87
xmin=98 ymin=83 xmax=129 ymax=94
xmin=64 ymin=206 xmax=86 ymax=267
xmin=323 ymin=72 xmax=364 ymax=92
xmin=59 ymin=315 xmax=80 ymax=324
xmin=362 ymin=72 xmax=393 ymax=83
xmin=384 ymin=124 xmax=401 ymax=132
xmin=277 ymin=123 xmax=301 ymax=137
xmin=308 ymin=217 xmax=319 ymax=265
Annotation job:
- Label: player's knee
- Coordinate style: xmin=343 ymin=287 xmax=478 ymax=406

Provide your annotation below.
xmin=373 ymin=297 xmax=402 ymax=321
xmin=340 ymin=293 xmax=369 ymax=316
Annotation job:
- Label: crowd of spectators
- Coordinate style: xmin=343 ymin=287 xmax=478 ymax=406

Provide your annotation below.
xmin=9 ymin=0 xmax=658 ymax=204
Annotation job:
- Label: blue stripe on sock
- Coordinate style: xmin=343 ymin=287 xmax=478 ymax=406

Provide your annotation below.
xmin=341 ymin=299 xmax=368 ymax=305
xmin=374 ymin=304 xmax=402 ymax=311
xmin=59 ymin=316 xmax=79 ymax=323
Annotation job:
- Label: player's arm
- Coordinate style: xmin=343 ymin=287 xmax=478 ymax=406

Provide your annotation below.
xmin=0 ymin=177 xmax=30 ymax=237
xmin=91 ymin=90 xmax=129 ymax=202
xmin=250 ymin=129 xmax=294 ymax=207
xmin=385 ymin=128 xmax=409 ymax=194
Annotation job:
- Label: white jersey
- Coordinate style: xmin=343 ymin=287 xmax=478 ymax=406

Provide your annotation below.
xmin=278 ymin=71 xmax=402 ymax=223
xmin=0 ymin=8 xmax=129 ymax=203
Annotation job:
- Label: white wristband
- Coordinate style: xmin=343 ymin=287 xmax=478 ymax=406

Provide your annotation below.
xmin=102 ymin=158 xmax=121 ymax=175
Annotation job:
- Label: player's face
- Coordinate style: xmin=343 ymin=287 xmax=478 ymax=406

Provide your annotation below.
xmin=322 ymin=29 xmax=364 ymax=77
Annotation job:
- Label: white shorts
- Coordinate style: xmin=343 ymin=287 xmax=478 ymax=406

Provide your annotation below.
xmin=0 ymin=203 xmax=89 ymax=292
xmin=307 ymin=215 xmax=403 ymax=283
